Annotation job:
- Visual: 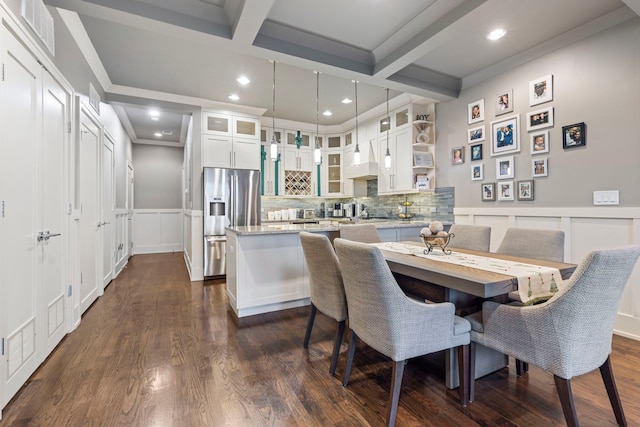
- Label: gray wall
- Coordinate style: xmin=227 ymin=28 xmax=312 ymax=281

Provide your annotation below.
xmin=435 ymin=17 xmax=640 ymax=208
xmin=132 ymin=144 xmax=184 ymax=209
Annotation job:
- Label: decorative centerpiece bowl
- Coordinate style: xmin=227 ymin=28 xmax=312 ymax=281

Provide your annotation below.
xmin=419 ymin=221 xmax=454 ymax=254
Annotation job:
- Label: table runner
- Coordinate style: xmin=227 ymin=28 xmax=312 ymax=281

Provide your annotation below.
xmin=373 ymin=242 xmax=563 ymax=305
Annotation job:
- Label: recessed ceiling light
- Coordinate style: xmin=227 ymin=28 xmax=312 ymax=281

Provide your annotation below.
xmin=149 ymin=110 xmax=160 ymax=117
xmin=341 ymin=98 xmax=352 ymax=104
xmin=151 ymin=117 xmax=159 ymax=121
xmin=236 ymin=76 xmax=250 ymax=85
xmin=487 ymin=29 xmax=507 ymax=41
xmin=323 ymin=110 xmax=332 ymax=116
xmin=162 ymin=130 xmax=173 ymax=135
xmin=228 ymin=94 xmax=239 ymax=101
xmin=154 ymin=132 xmax=162 ymax=137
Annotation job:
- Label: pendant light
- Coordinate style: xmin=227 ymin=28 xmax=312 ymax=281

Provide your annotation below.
xmin=270 ymin=60 xmax=279 ymax=161
xmin=314 ymin=71 xmax=322 ymax=164
xmin=384 ymin=87 xmax=392 ymax=170
xmin=353 ymin=80 xmax=361 ymax=167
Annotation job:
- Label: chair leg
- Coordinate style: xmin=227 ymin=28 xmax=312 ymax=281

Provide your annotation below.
xmin=523 ymin=362 xmax=529 ymax=372
xmin=553 ymin=375 xmax=579 ymax=427
xmin=469 ymin=342 xmax=476 ymax=402
xmin=457 ymin=344 xmax=470 ymax=406
xmin=329 ymin=320 xmax=346 ymax=376
xmin=342 ymin=331 xmax=358 ymax=387
xmin=387 ymin=360 xmax=406 ymax=427
xmin=516 ymin=359 xmax=523 ymax=376
xmin=599 ymin=355 xmax=627 ymax=427
xmin=303 ymin=304 xmax=317 ymax=348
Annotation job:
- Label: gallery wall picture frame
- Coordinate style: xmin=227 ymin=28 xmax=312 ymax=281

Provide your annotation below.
xmin=467 ymin=125 xmax=485 ymax=143
xmin=482 ymin=182 xmax=496 ymax=201
xmin=532 ymin=157 xmax=548 ymax=177
xmin=498 ymin=181 xmax=515 ymax=201
xmin=471 ymin=164 xmax=483 ymax=181
xmin=468 ymin=99 xmax=485 ymax=124
xmin=495 ymin=89 xmax=514 ymax=116
xmin=530 ymin=130 xmax=549 ymax=154
xmin=529 ymin=74 xmax=553 ymax=106
xmin=562 ymin=122 xmax=586 ymax=149
xmin=526 ymin=107 xmax=554 ymax=131
xmin=517 ymin=180 xmax=534 ymax=201
xmin=490 ymin=114 xmax=520 ymax=156
xmin=496 ymin=155 xmax=514 ymax=180
xmin=452 ymin=146 xmax=464 ymax=164
xmin=470 ymin=143 xmax=483 ymax=161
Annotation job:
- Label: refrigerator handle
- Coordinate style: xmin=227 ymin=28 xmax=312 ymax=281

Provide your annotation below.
xmin=230 ymin=175 xmax=235 ymax=227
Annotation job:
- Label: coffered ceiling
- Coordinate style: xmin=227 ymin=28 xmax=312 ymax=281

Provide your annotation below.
xmin=46 ymin=0 xmax=639 ymax=146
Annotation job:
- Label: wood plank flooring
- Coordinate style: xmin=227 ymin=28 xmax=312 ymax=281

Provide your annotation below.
xmin=2 ymin=252 xmax=639 ymax=426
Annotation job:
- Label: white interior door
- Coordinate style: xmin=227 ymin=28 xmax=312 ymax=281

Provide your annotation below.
xmin=78 ymin=107 xmax=101 ymax=314
xmin=40 ymin=70 xmax=70 ymax=356
xmin=127 ymin=163 xmax=134 ymax=257
xmin=0 ymin=26 xmax=41 ymax=410
xmin=102 ymin=133 xmax=115 ymax=287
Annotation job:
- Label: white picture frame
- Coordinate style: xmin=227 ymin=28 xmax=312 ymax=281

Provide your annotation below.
xmin=496 ymin=155 xmax=514 ymax=180
xmin=530 ymin=130 xmax=549 ymax=155
xmin=495 ymin=89 xmax=513 ymax=116
xmin=532 ymin=157 xmax=548 ymax=177
xmin=471 ymin=164 xmax=483 ymax=181
xmin=468 ymin=99 xmax=485 ymax=125
xmin=498 ymin=181 xmax=514 ymax=201
xmin=467 ymin=125 xmax=485 ymax=143
xmin=490 ymin=114 xmax=520 ymax=156
xmin=529 ymin=74 xmax=553 ymax=106
xmin=526 ymin=107 xmax=554 ymax=131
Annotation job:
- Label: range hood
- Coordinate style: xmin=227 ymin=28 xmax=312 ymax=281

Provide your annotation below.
xmin=345 ymin=162 xmax=379 ymax=180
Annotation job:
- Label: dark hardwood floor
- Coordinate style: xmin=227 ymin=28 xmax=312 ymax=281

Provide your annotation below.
xmin=2 ymin=253 xmax=639 ymax=426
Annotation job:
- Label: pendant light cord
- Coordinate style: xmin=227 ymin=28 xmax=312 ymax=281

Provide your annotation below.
xmin=386 ymin=88 xmax=390 ymax=151
xmin=316 ymin=72 xmax=319 ymax=147
xmin=272 ymin=61 xmax=276 ymax=131
xmin=355 ymin=80 xmax=359 ymax=151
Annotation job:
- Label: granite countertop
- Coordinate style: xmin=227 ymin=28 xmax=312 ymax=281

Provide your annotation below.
xmin=227 ymin=219 xmax=450 ymax=236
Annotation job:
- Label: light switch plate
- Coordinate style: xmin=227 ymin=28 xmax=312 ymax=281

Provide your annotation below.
xmin=593 ymin=190 xmax=619 ymax=205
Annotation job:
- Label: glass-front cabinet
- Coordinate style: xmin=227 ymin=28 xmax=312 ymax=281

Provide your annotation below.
xmin=326 ymin=153 xmax=342 ymax=195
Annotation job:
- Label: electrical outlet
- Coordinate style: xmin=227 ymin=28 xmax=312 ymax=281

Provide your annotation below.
xmin=593 ymin=190 xmax=619 ymax=205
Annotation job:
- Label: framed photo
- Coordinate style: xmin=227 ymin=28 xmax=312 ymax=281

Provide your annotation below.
xmin=529 ymin=74 xmax=553 ymax=106
xmin=496 ymin=155 xmax=514 ymax=180
xmin=517 ymin=180 xmax=534 ymax=201
xmin=495 ymin=89 xmax=513 ymax=115
xmin=526 ymin=107 xmax=554 ymax=131
xmin=413 ymin=152 xmax=434 ymax=167
xmin=481 ymin=183 xmax=496 ymax=201
xmin=532 ymin=157 xmax=548 ymax=177
xmin=530 ymin=130 xmax=549 ymax=154
xmin=467 ymin=125 xmax=485 ymax=143
xmin=471 ymin=164 xmax=483 ymax=181
xmin=490 ymin=114 xmax=520 ymax=156
xmin=470 ymin=143 xmax=483 ymax=161
xmin=498 ymin=181 xmax=514 ymax=201
xmin=562 ymin=122 xmax=586 ymax=149
xmin=452 ymin=146 xmax=464 ymax=165
xmin=468 ymin=99 xmax=484 ymax=124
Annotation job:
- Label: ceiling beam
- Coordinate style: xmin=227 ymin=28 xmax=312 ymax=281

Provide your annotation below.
xmin=231 ymin=0 xmax=275 ymax=45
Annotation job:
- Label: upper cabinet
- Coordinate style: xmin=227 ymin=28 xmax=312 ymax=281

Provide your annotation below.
xmin=203 ymin=111 xmax=261 ymax=170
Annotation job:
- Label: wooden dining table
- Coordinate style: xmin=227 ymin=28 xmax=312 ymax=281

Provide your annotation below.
xmin=377 ymin=241 xmax=578 ymax=389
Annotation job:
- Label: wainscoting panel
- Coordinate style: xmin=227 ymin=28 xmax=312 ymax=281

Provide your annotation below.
xmin=133 ymin=210 xmax=183 ymax=254
xmin=455 ymin=207 xmax=640 ymax=340
xmin=114 ymin=210 xmax=129 ymax=276
xmin=183 ymin=210 xmax=203 ymax=281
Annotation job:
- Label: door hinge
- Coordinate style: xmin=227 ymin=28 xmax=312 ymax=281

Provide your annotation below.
xmin=1 ymin=338 xmax=4 ymax=356
xmin=67 ymin=285 xmax=72 ymax=297
xmin=1 ymin=63 xmax=4 ymax=82
xmin=68 ymin=121 xmax=72 ymax=134
xmin=80 ymin=272 xmax=83 ymax=284
xmin=1 ymin=200 xmax=4 ymax=218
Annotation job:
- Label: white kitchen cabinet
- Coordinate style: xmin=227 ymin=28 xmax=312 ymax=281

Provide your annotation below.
xmin=284 ymin=146 xmax=313 ymax=172
xmin=378 ymin=128 xmax=413 ymax=194
xmin=203 ymin=135 xmax=260 ymax=170
xmin=203 ymin=111 xmax=261 ymax=170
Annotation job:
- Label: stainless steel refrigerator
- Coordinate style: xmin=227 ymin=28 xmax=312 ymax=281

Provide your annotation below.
xmin=203 ymin=167 xmax=261 ymax=277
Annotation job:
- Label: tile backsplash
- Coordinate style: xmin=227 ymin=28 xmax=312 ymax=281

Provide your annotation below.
xmin=261 ymin=186 xmax=454 ymax=223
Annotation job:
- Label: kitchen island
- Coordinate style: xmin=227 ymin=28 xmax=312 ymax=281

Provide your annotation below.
xmin=225 ymin=220 xmax=442 ymax=318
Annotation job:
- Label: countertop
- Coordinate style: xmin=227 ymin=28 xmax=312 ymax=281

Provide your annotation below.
xmin=227 ymin=219 xmax=450 ymax=236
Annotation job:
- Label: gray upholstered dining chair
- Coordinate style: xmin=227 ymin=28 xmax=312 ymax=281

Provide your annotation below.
xmin=334 ymin=238 xmax=471 ymax=427
xmin=496 ymin=227 xmax=565 ymax=374
xmin=448 ymin=224 xmax=491 ymax=252
xmin=299 ymin=232 xmax=348 ymax=376
xmin=466 ymin=245 xmax=640 ymax=427
xmin=339 ymin=223 xmax=382 ymax=243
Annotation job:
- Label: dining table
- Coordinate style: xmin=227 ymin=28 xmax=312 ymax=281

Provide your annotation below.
xmin=374 ymin=241 xmax=578 ymax=389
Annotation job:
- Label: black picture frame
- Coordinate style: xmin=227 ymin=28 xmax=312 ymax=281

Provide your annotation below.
xmin=470 ymin=144 xmax=482 ymax=161
xmin=562 ymin=122 xmax=586 ymax=149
